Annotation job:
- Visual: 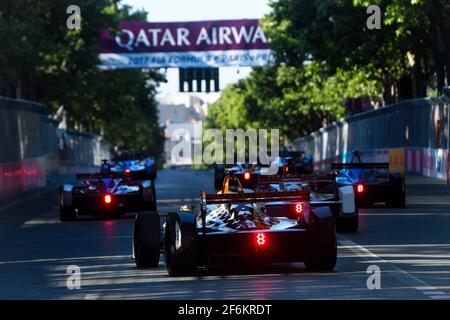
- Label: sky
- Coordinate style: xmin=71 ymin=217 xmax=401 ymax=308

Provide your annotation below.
xmin=120 ymin=0 xmax=272 ymax=103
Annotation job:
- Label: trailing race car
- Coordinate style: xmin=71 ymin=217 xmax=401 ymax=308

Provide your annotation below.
xmin=133 ymin=175 xmax=337 ymax=276
xmin=59 ymin=172 xmax=157 ymax=221
xmin=101 ymin=157 xmax=157 ymax=180
xmin=331 ymin=162 xmax=406 ymax=208
xmin=258 ymin=174 xmax=358 ymax=233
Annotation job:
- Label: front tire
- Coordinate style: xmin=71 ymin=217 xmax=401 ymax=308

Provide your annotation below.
xmin=134 ymin=212 xmax=161 ymax=268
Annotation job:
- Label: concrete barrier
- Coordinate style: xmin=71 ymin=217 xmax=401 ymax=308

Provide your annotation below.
xmin=292 ymin=96 xmax=450 ymax=181
xmin=0 ymin=157 xmax=46 ymax=201
xmin=0 ymin=96 xmax=112 ymax=201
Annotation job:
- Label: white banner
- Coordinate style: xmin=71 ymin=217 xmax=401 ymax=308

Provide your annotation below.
xmin=99 ymin=49 xmax=274 ymax=69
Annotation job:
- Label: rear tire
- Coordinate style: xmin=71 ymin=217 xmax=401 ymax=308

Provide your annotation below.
xmin=387 ymin=189 xmax=406 ymax=208
xmin=304 ymin=213 xmax=337 ymax=272
xmin=60 ymin=205 xmax=76 ymax=221
xmin=59 ymin=190 xmax=76 ymax=221
xmin=304 ymin=240 xmax=337 ymax=272
xmin=134 ymin=212 xmax=161 ymax=268
xmin=165 ymin=213 xmax=197 ymax=276
xmin=337 ymin=211 xmax=358 ymax=233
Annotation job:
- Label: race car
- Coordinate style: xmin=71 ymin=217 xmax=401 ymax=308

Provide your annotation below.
xmin=213 ymin=162 xmax=260 ymax=190
xmin=102 ymin=157 xmax=157 ymax=180
xmin=258 ymin=173 xmax=358 ymax=233
xmin=59 ymin=172 xmax=157 ymax=221
xmin=133 ymin=175 xmax=337 ymax=276
xmin=277 ymin=151 xmax=314 ymax=175
xmin=331 ymin=162 xmax=406 ymax=208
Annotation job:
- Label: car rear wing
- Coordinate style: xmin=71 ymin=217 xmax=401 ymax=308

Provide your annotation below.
xmin=76 ymin=172 xmax=122 ymax=180
xmin=331 ymin=163 xmax=389 ymax=170
xmin=258 ymin=173 xmax=336 ymax=185
xmin=199 ymin=190 xmax=309 ymax=235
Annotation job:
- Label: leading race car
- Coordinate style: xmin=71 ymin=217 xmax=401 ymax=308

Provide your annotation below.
xmin=331 ymin=162 xmax=406 ymax=208
xmin=257 ymin=173 xmax=359 ymax=233
xmin=133 ymin=175 xmax=337 ymax=276
xmin=101 ymin=157 xmax=157 ymax=180
xmin=277 ymin=151 xmax=314 ymax=175
xmin=59 ymin=172 xmax=157 ymax=221
xmin=213 ymin=162 xmax=260 ymax=190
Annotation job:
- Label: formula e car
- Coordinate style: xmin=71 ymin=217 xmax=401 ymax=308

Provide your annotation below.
xmin=257 ymin=173 xmax=358 ymax=233
xmin=331 ymin=162 xmax=406 ymax=208
xmin=277 ymin=151 xmax=314 ymax=175
xmin=101 ymin=157 xmax=157 ymax=180
xmin=133 ymin=175 xmax=337 ymax=276
xmin=59 ymin=172 xmax=157 ymax=221
xmin=214 ymin=162 xmax=260 ymax=190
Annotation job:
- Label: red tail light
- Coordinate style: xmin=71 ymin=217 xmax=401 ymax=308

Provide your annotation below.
xmin=356 ymin=183 xmax=365 ymax=193
xmin=256 ymin=233 xmax=266 ymax=246
xmin=104 ymin=194 xmax=112 ymax=204
xmin=125 ymin=169 xmax=131 ymax=174
xmin=244 ymin=172 xmax=251 ymax=180
xmin=295 ymin=203 xmax=303 ymax=215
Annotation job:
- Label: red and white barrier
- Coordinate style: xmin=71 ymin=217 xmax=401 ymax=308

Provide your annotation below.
xmin=0 ymin=157 xmax=46 ymax=201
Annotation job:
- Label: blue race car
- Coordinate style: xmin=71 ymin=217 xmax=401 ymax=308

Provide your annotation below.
xmin=331 ymin=162 xmax=405 ymax=208
xmin=101 ymin=157 xmax=157 ymax=180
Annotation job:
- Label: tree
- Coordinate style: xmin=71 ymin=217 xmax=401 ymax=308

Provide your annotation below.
xmin=0 ymin=0 xmax=164 ymax=158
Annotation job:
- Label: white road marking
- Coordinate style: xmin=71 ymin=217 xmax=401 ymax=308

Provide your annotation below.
xmin=0 ymin=255 xmax=130 ymax=265
xmin=338 ymin=235 xmax=448 ymax=300
xmin=21 ymin=218 xmax=60 ymax=227
xmin=84 ymin=294 xmax=99 ymax=300
xmin=429 ymin=295 xmax=450 ymax=299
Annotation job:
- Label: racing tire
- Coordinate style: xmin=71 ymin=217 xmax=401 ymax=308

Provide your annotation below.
xmin=164 ymin=212 xmax=197 ymax=276
xmin=387 ymin=189 xmax=406 ymax=208
xmin=337 ymin=211 xmax=359 ymax=233
xmin=151 ymin=185 xmax=157 ymax=211
xmin=60 ymin=205 xmax=76 ymax=222
xmin=304 ymin=240 xmax=337 ymax=272
xmin=214 ymin=164 xmax=225 ymax=190
xmin=304 ymin=210 xmax=337 ymax=272
xmin=59 ymin=189 xmax=76 ymax=221
xmin=133 ymin=212 xmax=161 ymax=268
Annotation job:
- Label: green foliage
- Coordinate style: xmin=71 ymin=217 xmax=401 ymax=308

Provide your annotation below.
xmin=206 ymin=64 xmax=380 ymax=142
xmin=0 ymin=0 xmax=164 ymax=158
xmin=207 ymin=0 xmax=450 ymax=142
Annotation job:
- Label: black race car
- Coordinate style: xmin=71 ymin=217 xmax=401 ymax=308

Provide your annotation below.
xmin=332 ymin=162 xmax=406 ymax=208
xmin=213 ymin=162 xmax=260 ymax=190
xmin=133 ymin=175 xmax=337 ymax=276
xmin=258 ymin=173 xmax=359 ymax=233
xmin=277 ymin=151 xmax=314 ymax=175
xmin=59 ymin=172 xmax=157 ymax=221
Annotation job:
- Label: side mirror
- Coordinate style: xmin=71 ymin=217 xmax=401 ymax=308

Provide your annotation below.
xmin=180 ymin=204 xmax=195 ymax=212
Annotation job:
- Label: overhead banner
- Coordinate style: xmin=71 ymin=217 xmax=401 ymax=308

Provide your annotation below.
xmin=98 ymin=19 xmax=273 ymax=69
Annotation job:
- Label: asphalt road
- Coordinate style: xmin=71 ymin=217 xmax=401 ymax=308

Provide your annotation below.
xmin=1 ymin=169 xmax=450 ymax=300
